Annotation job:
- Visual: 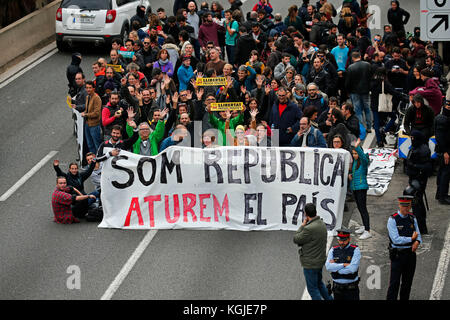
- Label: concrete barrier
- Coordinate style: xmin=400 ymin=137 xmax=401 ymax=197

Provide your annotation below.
xmin=0 ymin=0 xmax=61 ymax=70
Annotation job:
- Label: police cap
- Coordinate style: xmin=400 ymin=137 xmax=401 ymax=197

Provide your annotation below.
xmin=398 ymin=195 xmax=414 ymax=206
xmin=336 ymin=227 xmax=351 ymax=240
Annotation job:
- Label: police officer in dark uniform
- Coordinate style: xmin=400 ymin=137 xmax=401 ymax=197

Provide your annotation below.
xmin=325 ymin=228 xmax=361 ymax=300
xmin=386 ymin=195 xmax=422 ymax=300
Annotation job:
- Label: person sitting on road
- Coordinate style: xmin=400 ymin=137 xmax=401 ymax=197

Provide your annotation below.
xmin=51 ymin=176 xmax=96 ymax=224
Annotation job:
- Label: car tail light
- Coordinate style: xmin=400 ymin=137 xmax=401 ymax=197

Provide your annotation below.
xmin=56 ymin=8 xmax=62 ymax=21
xmin=105 ymin=10 xmax=116 ymax=23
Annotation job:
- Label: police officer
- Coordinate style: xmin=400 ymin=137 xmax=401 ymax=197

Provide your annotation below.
xmin=325 ymin=228 xmax=361 ymax=300
xmin=386 ymin=195 xmax=422 ymax=300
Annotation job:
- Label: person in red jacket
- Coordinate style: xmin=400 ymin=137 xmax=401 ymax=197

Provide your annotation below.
xmin=409 ymin=69 xmax=443 ymax=116
xmin=252 ymin=0 xmax=273 ymax=17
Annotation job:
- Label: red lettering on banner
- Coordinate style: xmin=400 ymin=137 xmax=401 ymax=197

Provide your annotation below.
xmin=199 ymin=194 xmax=211 ymax=222
xmin=183 ymin=193 xmax=197 ymax=222
xmin=124 ymin=197 xmax=144 ymax=227
xmin=165 ymin=194 xmax=180 ymax=223
xmin=144 ymin=195 xmax=161 ymax=227
xmin=213 ymin=194 xmax=229 ymax=222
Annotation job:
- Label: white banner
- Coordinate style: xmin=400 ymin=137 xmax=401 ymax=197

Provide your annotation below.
xmin=72 ymin=109 xmax=84 ymax=163
xmin=99 ymin=147 xmax=351 ymax=234
xmin=367 ymin=148 xmax=397 ymax=196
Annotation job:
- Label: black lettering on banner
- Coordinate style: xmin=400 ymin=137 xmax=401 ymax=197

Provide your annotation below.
xmin=137 ymin=157 xmax=157 ymax=186
xmin=160 ymin=150 xmax=183 ymax=183
xmin=298 ymin=151 xmax=311 ymax=185
xmin=244 ymin=193 xmax=256 ymax=224
xmin=280 ymin=150 xmax=298 ymax=182
xmin=227 ymin=149 xmax=242 ymax=184
xmin=330 ymin=154 xmax=345 ymax=187
xmin=320 ymin=153 xmax=333 ymax=186
xmin=261 ymin=149 xmax=276 ymax=183
xmin=292 ymin=194 xmax=306 ymax=225
xmin=111 ymin=155 xmax=134 ymax=189
xmin=321 ymin=198 xmax=336 ymax=231
xmin=281 ymin=194 xmax=297 ymax=224
xmin=244 ymin=148 xmax=259 ymax=184
xmin=244 ymin=193 xmax=265 ymax=225
xmin=204 ymin=150 xmax=223 ymax=183
xmin=256 ymin=193 xmax=266 ymax=225
xmin=313 ymin=149 xmax=320 ymax=186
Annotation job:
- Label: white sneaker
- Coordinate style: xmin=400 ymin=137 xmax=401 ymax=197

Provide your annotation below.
xmin=355 ymin=226 xmax=365 ymax=234
xmin=359 ymin=231 xmax=372 ymax=240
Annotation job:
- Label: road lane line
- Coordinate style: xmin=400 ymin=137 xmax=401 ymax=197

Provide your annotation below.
xmin=430 ymin=222 xmax=450 ymax=300
xmin=101 ymin=230 xmax=158 ymax=300
xmin=0 ymin=46 xmax=58 ymax=89
xmin=0 ymin=151 xmax=58 ymax=202
xmin=301 ymin=236 xmax=333 ymax=300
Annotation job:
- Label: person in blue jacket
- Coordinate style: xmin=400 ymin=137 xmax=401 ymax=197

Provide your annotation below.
xmin=291 ymin=117 xmax=327 ymax=148
xmin=177 ymin=55 xmax=194 ymax=91
xmin=349 ymin=138 xmax=371 ymax=240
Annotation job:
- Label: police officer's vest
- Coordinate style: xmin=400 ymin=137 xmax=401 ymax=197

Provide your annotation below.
xmin=331 ymin=244 xmax=359 ymax=280
xmin=389 ymin=213 xmax=416 ymax=247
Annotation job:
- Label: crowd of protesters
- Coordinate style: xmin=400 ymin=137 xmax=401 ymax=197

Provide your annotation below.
xmin=54 ymin=0 xmax=449 ymax=251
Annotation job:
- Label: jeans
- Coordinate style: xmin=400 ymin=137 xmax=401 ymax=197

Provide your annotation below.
xmin=84 ymin=124 xmax=102 ymax=154
xmin=303 ymin=268 xmax=333 ymax=300
xmin=372 ymin=110 xmax=397 ymax=143
xmin=350 ymin=94 xmax=372 ymax=130
xmin=226 ymin=45 xmax=236 ymax=66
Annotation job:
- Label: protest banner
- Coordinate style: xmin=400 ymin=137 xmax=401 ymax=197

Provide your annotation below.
xmin=99 ymin=147 xmax=351 ymax=234
xmin=210 ymin=102 xmax=244 ymax=111
xmin=118 ymin=50 xmax=134 ymax=59
xmin=66 ymin=95 xmax=73 ymax=108
xmin=106 ymin=64 xmax=123 ymax=73
xmin=72 ymin=109 xmax=84 ymax=164
xmin=196 ymin=77 xmax=227 ymax=86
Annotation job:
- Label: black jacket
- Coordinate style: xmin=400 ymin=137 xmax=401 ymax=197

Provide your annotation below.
xmin=235 ymin=33 xmax=257 ymax=66
xmin=67 ymin=53 xmax=83 ymax=95
xmin=406 ymin=130 xmax=432 ymax=179
xmin=345 ymin=113 xmax=360 ymax=138
xmin=54 ymin=161 xmax=95 ymax=194
xmin=345 ymin=60 xmax=372 ymax=94
xmin=387 ymin=4 xmax=410 ymax=32
xmin=434 ymin=111 xmax=450 ymax=154
xmin=404 ymin=105 xmax=435 ymax=139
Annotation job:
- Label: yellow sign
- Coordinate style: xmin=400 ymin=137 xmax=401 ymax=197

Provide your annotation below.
xmin=106 ymin=64 xmax=123 ymax=73
xmin=210 ymin=102 xmax=243 ymax=111
xmin=196 ymin=77 xmax=227 ymax=86
xmin=66 ymin=95 xmax=73 ymax=108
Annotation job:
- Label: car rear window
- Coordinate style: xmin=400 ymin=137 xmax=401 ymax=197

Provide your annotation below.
xmin=61 ymin=0 xmax=112 ymax=10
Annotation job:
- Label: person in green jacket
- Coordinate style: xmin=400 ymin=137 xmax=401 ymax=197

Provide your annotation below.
xmin=126 ymin=107 xmax=168 ymax=156
xmin=206 ymin=81 xmax=244 ymax=146
xmin=293 ymin=203 xmax=333 ymax=300
xmin=349 ymin=138 xmax=372 ymax=240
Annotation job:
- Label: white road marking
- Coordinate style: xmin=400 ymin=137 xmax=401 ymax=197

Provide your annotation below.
xmin=100 ymin=230 xmax=158 ymax=300
xmin=0 ymin=43 xmax=58 ymax=89
xmin=0 ymin=151 xmax=58 ymax=202
xmin=430 ymin=222 xmax=450 ymax=300
xmin=301 ymin=236 xmax=333 ymax=300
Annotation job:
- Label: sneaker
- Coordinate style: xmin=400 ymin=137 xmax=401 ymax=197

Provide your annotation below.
xmin=359 ymin=231 xmax=372 ymax=240
xmin=355 ymin=226 xmax=365 ymax=234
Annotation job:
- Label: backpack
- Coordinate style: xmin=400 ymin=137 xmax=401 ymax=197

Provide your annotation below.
xmin=359 ymin=122 xmax=367 ymax=140
xmin=86 ymin=202 xmax=103 ymax=222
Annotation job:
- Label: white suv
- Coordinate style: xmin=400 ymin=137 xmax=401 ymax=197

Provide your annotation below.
xmin=55 ymin=0 xmax=150 ymax=50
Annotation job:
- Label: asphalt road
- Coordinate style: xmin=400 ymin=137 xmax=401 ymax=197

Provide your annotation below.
xmin=1 ymin=0 xmax=449 ymax=302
